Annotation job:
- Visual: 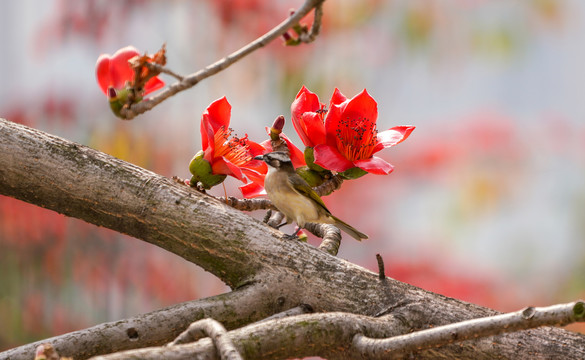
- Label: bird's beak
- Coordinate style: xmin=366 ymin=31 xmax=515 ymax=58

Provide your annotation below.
xmin=254 ymin=155 xmax=264 ymax=161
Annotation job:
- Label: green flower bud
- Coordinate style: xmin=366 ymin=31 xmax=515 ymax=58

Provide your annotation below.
xmin=296 ymin=166 xmax=325 ymax=187
xmin=339 ymin=167 xmax=368 ymax=180
xmin=189 ymin=150 xmax=227 ymax=189
xmin=304 ymin=147 xmax=327 ymax=173
xmin=108 ymin=87 xmax=143 ymax=119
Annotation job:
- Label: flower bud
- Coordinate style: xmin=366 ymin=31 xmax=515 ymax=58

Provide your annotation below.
xmin=107 ymin=87 xmax=134 ymax=118
xmin=189 ymin=150 xmax=227 ymax=189
xmin=296 ymin=166 xmax=325 ymax=187
xmin=282 ymin=31 xmax=300 ymax=46
xmin=107 ymin=87 xmax=117 ymax=99
xmin=270 ymin=115 xmax=285 ymax=141
xmin=303 ymin=147 xmax=327 ymax=173
xmin=339 ymin=166 xmax=368 ymax=180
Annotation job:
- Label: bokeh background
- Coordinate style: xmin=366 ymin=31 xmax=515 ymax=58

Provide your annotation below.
xmin=1 ymin=0 xmax=584 ymax=351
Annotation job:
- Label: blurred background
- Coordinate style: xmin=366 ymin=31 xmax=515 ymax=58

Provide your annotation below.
xmin=1 ymin=0 xmax=584 ymax=351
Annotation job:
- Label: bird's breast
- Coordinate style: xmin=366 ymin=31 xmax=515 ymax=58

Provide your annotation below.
xmin=264 ymin=170 xmax=321 ymax=227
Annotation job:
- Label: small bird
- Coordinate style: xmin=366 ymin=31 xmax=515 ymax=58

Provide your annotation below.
xmin=255 ymin=151 xmax=368 ymax=241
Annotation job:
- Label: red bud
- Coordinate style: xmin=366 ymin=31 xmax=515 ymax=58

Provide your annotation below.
xmin=107 ymin=87 xmax=117 ymax=99
xmin=270 ymin=115 xmax=285 ymax=141
xmin=272 ymin=115 xmax=285 ymax=132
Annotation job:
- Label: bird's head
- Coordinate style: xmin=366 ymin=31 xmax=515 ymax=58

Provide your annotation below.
xmin=254 ymin=151 xmax=293 ymax=170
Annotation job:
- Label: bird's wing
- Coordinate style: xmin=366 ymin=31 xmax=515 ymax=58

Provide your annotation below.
xmin=288 ymin=175 xmax=331 ymax=214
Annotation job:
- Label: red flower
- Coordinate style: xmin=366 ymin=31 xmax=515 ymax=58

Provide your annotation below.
xmin=95 ymin=46 xmax=164 ymax=97
xmin=312 ymin=88 xmax=415 ymax=175
xmin=290 ymin=86 xmax=327 ymax=148
xmin=199 ymin=97 xmax=266 ymax=181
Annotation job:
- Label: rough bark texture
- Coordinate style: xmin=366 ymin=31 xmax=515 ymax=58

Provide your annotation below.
xmin=1 ymin=118 xmax=584 ymax=359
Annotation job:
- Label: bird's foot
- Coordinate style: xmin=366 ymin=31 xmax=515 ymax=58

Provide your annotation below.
xmin=283 ymin=233 xmax=299 ymax=241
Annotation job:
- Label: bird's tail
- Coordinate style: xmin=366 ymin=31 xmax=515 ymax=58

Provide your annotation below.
xmin=331 ymin=216 xmax=368 ymax=241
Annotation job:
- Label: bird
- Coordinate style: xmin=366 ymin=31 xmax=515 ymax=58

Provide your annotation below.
xmin=254 ymin=151 xmax=368 ymax=241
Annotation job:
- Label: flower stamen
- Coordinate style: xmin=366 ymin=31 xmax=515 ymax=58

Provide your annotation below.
xmin=213 ymin=126 xmax=253 ymax=166
xmin=335 ymin=115 xmax=378 ymax=161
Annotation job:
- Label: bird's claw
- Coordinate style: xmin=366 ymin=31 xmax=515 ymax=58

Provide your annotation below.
xmin=283 ymin=233 xmax=299 ymax=241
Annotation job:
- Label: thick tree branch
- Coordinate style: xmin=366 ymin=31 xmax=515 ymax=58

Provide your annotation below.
xmin=0 ymin=118 xmax=273 ymax=288
xmin=90 ymin=312 xmax=404 ymax=360
xmin=1 ymin=286 xmax=266 ymax=360
xmin=2 ymin=117 xmax=585 ymax=360
xmin=353 ymin=301 xmax=585 ymax=358
xmin=89 ymin=302 xmax=585 ymax=359
xmin=119 ymin=0 xmax=326 ymax=119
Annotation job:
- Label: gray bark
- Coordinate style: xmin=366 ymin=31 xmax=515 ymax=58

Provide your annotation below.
xmin=1 ymin=118 xmax=584 ymax=359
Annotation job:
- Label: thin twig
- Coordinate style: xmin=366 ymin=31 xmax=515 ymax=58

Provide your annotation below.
xmin=262 ymin=209 xmax=273 ymax=223
xmin=267 ymin=210 xmax=286 ymax=228
xmin=376 ymin=254 xmax=386 ymax=280
xmin=314 ymin=174 xmax=344 ymax=196
xmin=215 ymin=196 xmax=276 ymax=211
xmin=144 ymin=62 xmax=184 ymax=81
xmin=353 ymin=301 xmax=585 ymax=358
xmin=120 ymin=0 xmax=326 ymax=119
xmin=306 ymin=223 xmax=341 ymax=255
xmin=168 ymin=319 xmax=242 ymax=360
xmin=299 ymin=1 xmax=324 ymax=43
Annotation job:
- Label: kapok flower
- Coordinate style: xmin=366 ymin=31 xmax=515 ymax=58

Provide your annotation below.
xmin=96 ymin=46 xmax=166 ymax=118
xmin=95 ymin=46 xmax=164 ymax=97
xmin=290 ymin=85 xmax=327 ymax=148
xmin=312 ymin=88 xmax=415 ymax=177
xmin=190 ymin=97 xmax=266 ymax=189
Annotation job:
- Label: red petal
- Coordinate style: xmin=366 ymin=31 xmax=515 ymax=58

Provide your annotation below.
xmin=260 ymin=134 xmax=306 ymax=168
xmin=211 ymin=157 xmax=243 ymax=180
xmin=204 ymin=97 xmax=231 ymax=133
xmin=200 ymin=97 xmax=231 ymax=151
xmin=241 ymin=167 xmax=266 ymax=186
xmin=329 ymin=88 xmax=347 ymax=107
xmin=313 ymin=144 xmax=354 ymax=172
xmin=260 ymin=138 xmax=272 ymax=152
xmin=341 ymin=89 xmax=378 ymax=126
xmin=323 ymin=102 xmax=344 ymax=147
xmin=293 ymin=86 xmax=322 ymax=112
xmin=242 ymin=155 xmax=268 ymax=173
xmin=109 ymin=46 xmax=139 ymax=90
xmin=239 ymin=182 xmax=266 ymax=198
xmin=300 ymin=112 xmax=326 ymax=147
xmin=143 ymin=76 xmax=165 ymax=95
xmin=247 ymin=139 xmax=268 ymax=157
xmin=200 ymin=115 xmax=216 ymax=156
xmin=354 ymin=156 xmax=394 ymax=175
xmin=374 ymin=126 xmax=415 ymax=153
xmin=95 ymin=54 xmax=111 ymax=95
xmin=281 ymin=133 xmax=307 ymax=168
xmin=291 ymin=88 xmax=322 ymax=147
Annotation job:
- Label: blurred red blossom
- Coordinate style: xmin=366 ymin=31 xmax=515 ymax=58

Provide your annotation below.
xmin=95 ymin=46 xmax=164 ymax=97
